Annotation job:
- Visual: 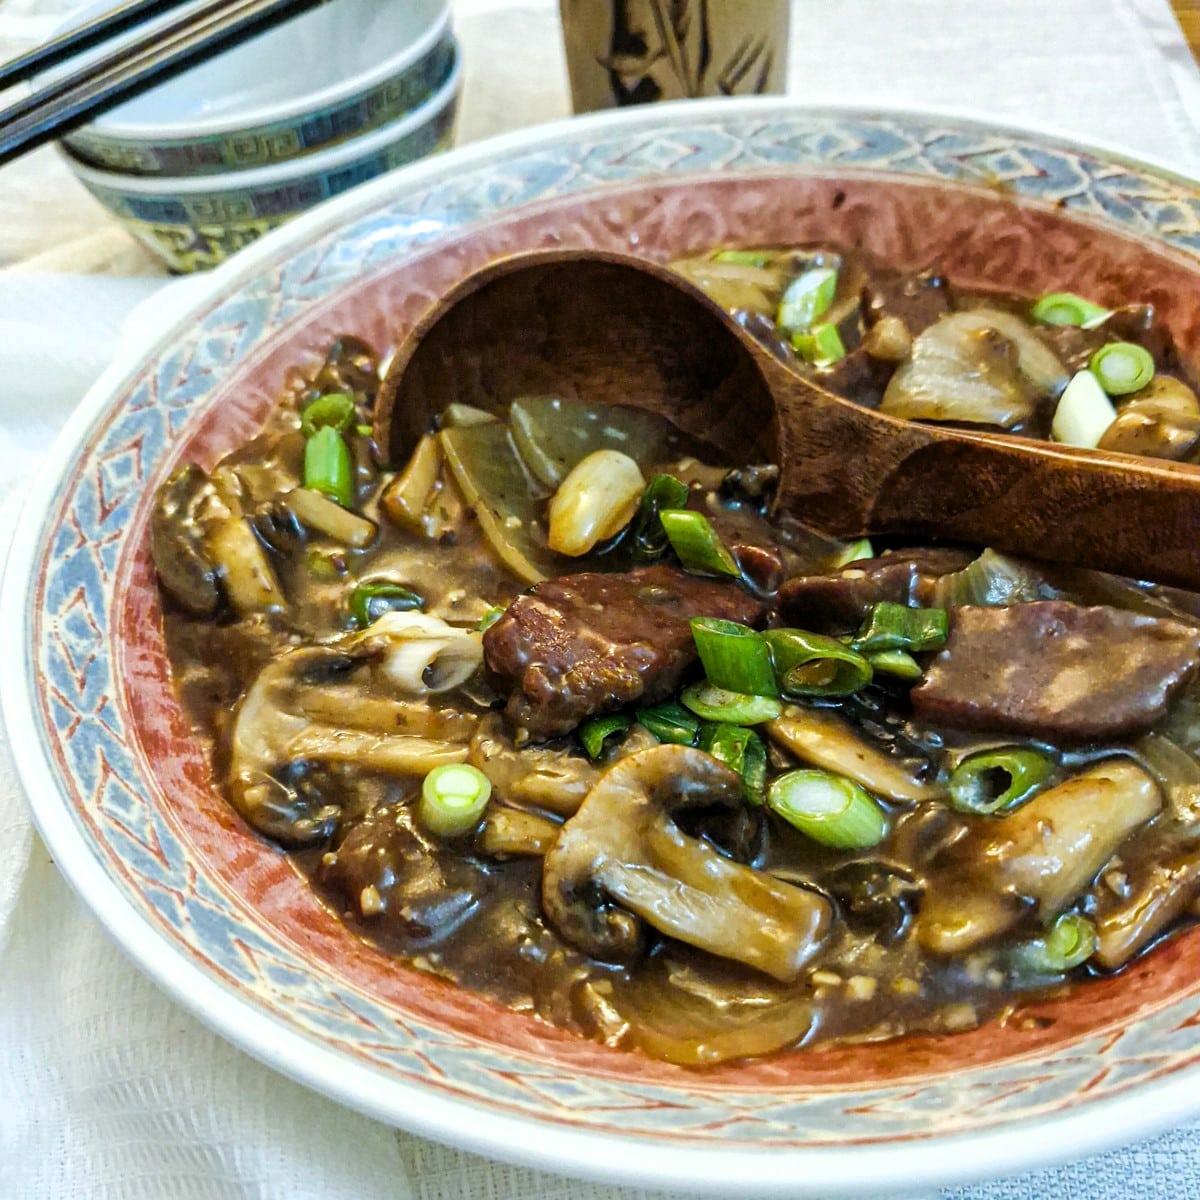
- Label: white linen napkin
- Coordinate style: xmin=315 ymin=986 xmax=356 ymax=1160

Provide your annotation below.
xmin=2 ymin=2 xmax=1200 ymax=1198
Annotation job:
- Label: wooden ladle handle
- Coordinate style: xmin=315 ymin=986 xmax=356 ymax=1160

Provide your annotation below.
xmin=375 ymin=247 xmax=1200 ymax=590
xmin=762 ymin=360 xmax=1200 ymax=588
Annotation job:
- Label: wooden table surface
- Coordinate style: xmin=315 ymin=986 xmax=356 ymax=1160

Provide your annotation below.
xmin=1173 ymin=0 xmax=1200 ymax=58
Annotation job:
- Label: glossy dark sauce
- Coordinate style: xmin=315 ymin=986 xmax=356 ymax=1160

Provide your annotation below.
xmin=157 ymin=253 xmax=1200 ymax=1066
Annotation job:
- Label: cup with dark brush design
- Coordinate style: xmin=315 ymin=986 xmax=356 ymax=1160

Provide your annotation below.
xmin=558 ymin=0 xmax=790 ymax=113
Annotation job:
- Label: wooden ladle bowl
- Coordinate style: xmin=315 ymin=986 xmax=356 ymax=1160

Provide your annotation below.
xmin=375 ymin=248 xmax=1200 ymax=589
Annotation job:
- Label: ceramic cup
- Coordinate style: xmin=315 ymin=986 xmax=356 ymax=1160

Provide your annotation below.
xmin=558 ymin=0 xmax=789 ymax=112
xmin=63 ymin=51 xmax=461 ymax=273
xmin=54 ymin=0 xmax=452 ymax=176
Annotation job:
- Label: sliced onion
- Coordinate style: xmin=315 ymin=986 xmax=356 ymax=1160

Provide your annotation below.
xmin=882 ymin=309 xmax=1067 ymax=428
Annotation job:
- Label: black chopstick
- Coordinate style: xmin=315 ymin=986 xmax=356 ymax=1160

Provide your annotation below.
xmin=0 ymin=0 xmax=196 ymax=94
xmin=0 ymin=0 xmax=329 ymax=169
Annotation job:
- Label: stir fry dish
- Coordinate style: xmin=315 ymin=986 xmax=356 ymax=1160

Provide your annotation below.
xmin=152 ymin=245 xmax=1200 ymax=1067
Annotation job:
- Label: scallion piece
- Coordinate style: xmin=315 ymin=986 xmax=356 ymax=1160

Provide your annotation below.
xmin=690 ymin=617 xmax=778 ymax=698
xmin=714 ymin=249 xmax=769 ymax=267
xmin=680 ymin=683 xmax=782 ymax=725
xmin=698 ymin=722 xmax=768 ymax=804
xmin=791 ymin=322 xmax=846 ymax=366
xmin=300 ymin=392 xmax=356 ymax=437
xmin=831 ymin=537 xmax=874 ymax=567
xmin=659 ymin=509 xmax=740 ymax=577
xmin=636 ymin=701 xmax=700 ymax=745
xmin=1090 ymin=341 xmax=1156 ymax=396
xmin=579 ymin=713 xmax=633 ymax=760
xmin=1010 ymin=913 xmax=1096 ymax=976
xmin=868 ymin=649 xmax=923 ymax=681
xmin=350 ymin=582 xmax=423 ymax=627
xmin=851 ymin=601 xmax=948 ymax=654
xmin=949 ymin=746 xmax=1054 ymax=815
xmin=767 ymin=769 xmax=888 ymax=849
xmin=355 ymin=423 xmax=374 ymax=437
xmin=776 ymin=267 xmax=838 ymax=332
xmin=478 ymin=605 xmax=505 ymax=632
xmin=1030 ymin=292 xmax=1110 ymax=328
xmin=303 ymin=425 xmax=354 ymax=508
xmin=419 ymin=763 xmax=492 ymax=838
xmin=763 ymin=628 xmax=872 ymax=698
xmin=629 ymin=474 xmax=691 ymax=561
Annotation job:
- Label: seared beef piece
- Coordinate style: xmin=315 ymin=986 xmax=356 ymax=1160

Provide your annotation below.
xmin=912 ymin=601 xmax=1200 ymax=741
xmin=779 ymin=549 xmax=975 ymax=632
xmin=483 ymin=565 xmax=764 ymax=737
xmin=862 ymin=271 xmax=950 ymax=338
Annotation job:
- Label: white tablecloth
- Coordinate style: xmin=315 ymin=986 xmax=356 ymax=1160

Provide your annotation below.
xmin=3 ymin=2 xmax=1200 ymax=1197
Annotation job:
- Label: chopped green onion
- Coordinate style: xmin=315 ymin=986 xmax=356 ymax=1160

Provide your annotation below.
xmin=698 ymin=723 xmax=768 ymax=804
xmin=1090 ymin=341 xmax=1156 ymax=396
xmin=419 ymin=763 xmax=492 ymax=837
xmin=579 ymin=713 xmax=633 ymax=760
xmin=690 ymin=617 xmax=778 ymax=698
xmin=949 ymin=746 xmax=1055 ymax=815
xmin=767 ymin=769 xmax=888 ymax=849
xmin=303 ymin=425 xmax=354 ymax=508
xmin=868 ymin=649 xmax=923 ymax=681
xmin=306 ymin=549 xmax=346 ymax=580
xmin=680 ymin=683 xmax=782 ymax=726
xmin=791 ymin=322 xmax=846 ymax=366
xmin=659 ymin=509 xmax=740 ymax=578
xmin=763 ymin=628 xmax=872 ymax=698
xmin=1030 ymin=293 xmax=1110 ymax=328
xmin=714 ymin=249 xmax=769 ymax=267
xmin=355 ymin=423 xmax=374 ymax=437
xmin=300 ymin=392 xmax=355 ymax=437
xmin=636 ymin=701 xmax=700 ymax=745
xmin=350 ymin=582 xmax=423 ymax=627
xmin=776 ymin=267 xmax=838 ymax=332
xmin=478 ymin=605 xmax=505 ymax=632
xmin=629 ymin=474 xmax=691 ymax=562
xmin=1051 ymin=369 xmax=1119 ymax=447
xmin=1010 ymin=913 xmax=1096 ymax=976
xmin=831 ymin=537 xmax=874 ymax=567
xmin=851 ymin=601 xmax=948 ymax=654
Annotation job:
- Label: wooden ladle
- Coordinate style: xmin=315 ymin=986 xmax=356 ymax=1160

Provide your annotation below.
xmin=375 ymin=248 xmax=1200 ymax=589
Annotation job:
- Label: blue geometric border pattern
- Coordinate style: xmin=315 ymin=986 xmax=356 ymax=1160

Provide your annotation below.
xmin=30 ymin=107 xmax=1200 ymax=1147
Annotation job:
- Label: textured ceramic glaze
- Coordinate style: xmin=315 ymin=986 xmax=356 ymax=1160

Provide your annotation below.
xmin=66 ymin=58 xmax=460 ymax=273
xmin=8 ymin=104 xmax=1200 ymax=1195
xmin=64 ymin=32 xmax=455 ymax=175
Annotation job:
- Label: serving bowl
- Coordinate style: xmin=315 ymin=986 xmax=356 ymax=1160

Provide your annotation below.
xmin=63 ymin=52 xmax=460 ymax=273
xmin=7 ymin=101 xmax=1200 ymax=1197
xmin=55 ymin=0 xmax=453 ymax=175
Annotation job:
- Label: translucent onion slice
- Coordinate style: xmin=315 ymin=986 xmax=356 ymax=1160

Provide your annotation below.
xmin=882 ymin=309 xmax=1067 ymax=428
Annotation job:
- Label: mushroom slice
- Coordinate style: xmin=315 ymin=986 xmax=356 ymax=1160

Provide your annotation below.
xmin=542 ymin=745 xmax=832 ymax=981
xmin=150 ymin=462 xmax=286 ymax=617
xmin=1093 ymin=850 xmax=1200 ymax=970
xmin=229 ymin=641 xmax=471 ymax=846
xmin=468 ymin=714 xmax=598 ymax=817
xmin=478 ymin=806 xmax=562 ymax=858
xmin=917 ymin=760 xmax=1161 ymax=955
xmin=151 ymin=465 xmax=222 ymax=616
xmin=766 ymin=707 xmax=941 ymax=803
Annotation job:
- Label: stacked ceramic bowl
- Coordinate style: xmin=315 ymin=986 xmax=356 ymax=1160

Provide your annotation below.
xmin=56 ymin=0 xmax=459 ymax=272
